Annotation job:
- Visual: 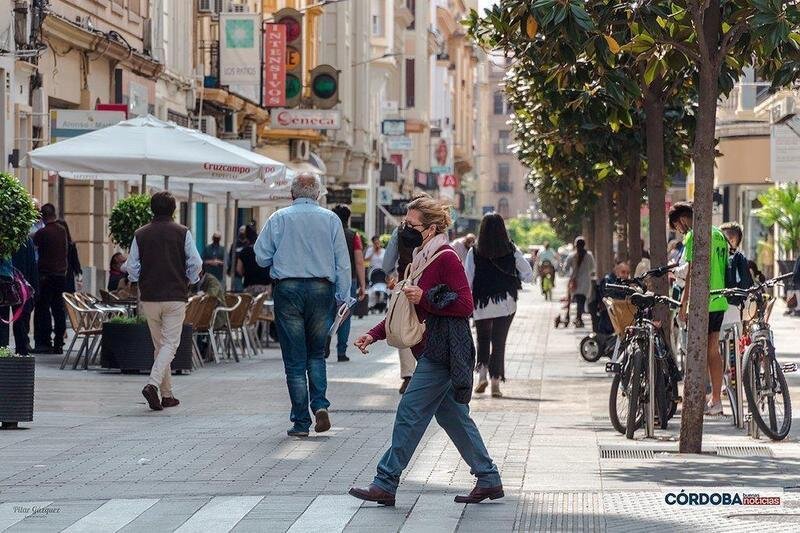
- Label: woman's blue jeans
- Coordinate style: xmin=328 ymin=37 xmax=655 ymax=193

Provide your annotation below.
xmin=373 ymin=357 xmax=502 ymax=493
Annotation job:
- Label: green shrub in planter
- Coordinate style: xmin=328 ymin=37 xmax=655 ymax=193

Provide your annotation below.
xmin=0 ymin=172 xmax=38 ymax=259
xmin=0 ymin=348 xmax=34 ymax=429
xmin=109 ymin=194 xmax=153 ymax=250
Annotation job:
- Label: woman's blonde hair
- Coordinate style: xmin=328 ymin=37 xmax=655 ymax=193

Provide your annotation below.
xmin=406 ymin=197 xmax=452 ymax=234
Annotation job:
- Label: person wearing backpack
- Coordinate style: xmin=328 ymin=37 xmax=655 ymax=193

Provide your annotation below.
xmin=720 ymin=222 xmax=753 ymax=329
xmin=349 ymin=197 xmax=502 ymax=507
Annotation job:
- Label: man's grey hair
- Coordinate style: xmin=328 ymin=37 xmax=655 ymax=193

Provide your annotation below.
xmin=290 ymin=173 xmax=321 ymax=200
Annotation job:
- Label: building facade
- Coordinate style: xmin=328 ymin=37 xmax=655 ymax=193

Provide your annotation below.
xmin=476 ymin=54 xmax=532 ymax=221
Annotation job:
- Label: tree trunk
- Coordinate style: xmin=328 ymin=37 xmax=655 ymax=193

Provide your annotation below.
xmin=627 ymin=163 xmax=642 ymax=268
xmin=679 ymin=2 xmax=720 ymax=454
xmin=593 ymin=182 xmax=614 ymax=276
xmin=616 ymin=179 xmax=629 ymax=262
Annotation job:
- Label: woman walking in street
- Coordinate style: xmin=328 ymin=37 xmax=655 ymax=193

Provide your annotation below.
xmin=349 ymin=197 xmax=502 ymax=507
xmin=564 ymin=237 xmax=595 ymax=328
xmin=465 ymin=213 xmax=533 ymax=398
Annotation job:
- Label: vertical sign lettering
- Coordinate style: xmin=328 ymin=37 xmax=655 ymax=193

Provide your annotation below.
xmin=263 ymin=24 xmax=287 ymax=107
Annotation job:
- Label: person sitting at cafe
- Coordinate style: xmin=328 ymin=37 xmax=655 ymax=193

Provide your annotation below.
xmin=108 ymin=252 xmax=128 ymax=291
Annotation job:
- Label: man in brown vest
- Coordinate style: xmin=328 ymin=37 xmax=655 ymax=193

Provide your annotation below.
xmin=124 ymin=192 xmax=202 ymax=410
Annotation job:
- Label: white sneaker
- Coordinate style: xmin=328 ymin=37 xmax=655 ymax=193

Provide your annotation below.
xmin=704 ymin=400 xmax=723 ymax=416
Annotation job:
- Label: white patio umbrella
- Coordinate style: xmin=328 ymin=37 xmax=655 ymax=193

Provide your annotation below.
xmin=25 ymin=114 xmax=285 ymax=185
xmin=24 ymin=114 xmax=288 ymax=288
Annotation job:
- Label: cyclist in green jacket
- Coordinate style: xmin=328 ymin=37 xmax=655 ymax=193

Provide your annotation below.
xmin=669 ymin=202 xmax=729 ymax=416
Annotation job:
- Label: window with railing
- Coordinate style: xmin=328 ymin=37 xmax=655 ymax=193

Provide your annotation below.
xmin=496 ymin=130 xmax=511 ymax=153
xmin=493 ymin=91 xmax=505 ymax=115
xmin=498 ymin=198 xmax=510 ymax=218
xmin=496 ymin=163 xmax=511 ymax=192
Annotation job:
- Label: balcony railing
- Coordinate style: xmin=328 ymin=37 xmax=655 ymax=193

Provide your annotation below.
xmin=493 ymin=182 xmax=513 ymax=193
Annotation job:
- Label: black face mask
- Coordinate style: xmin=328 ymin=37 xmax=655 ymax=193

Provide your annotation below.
xmin=400 ymin=225 xmax=424 ymax=248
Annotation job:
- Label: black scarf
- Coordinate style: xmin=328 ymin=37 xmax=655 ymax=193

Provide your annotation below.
xmin=472 ymin=250 xmax=521 ymax=308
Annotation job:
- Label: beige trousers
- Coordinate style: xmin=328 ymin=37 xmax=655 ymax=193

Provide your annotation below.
xmin=399 ymin=347 xmax=416 ymax=378
xmin=139 ymin=301 xmax=186 ymax=397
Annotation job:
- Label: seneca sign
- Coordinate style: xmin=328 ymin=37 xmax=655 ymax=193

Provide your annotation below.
xmin=270 ymin=109 xmax=341 ymax=130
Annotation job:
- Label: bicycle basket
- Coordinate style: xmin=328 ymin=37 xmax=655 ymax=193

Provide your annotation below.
xmin=603 ymin=297 xmax=636 ymax=335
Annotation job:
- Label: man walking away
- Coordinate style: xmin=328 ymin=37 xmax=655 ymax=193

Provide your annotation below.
xmin=125 ymin=192 xmax=202 ymax=411
xmin=329 ymin=205 xmax=366 ymax=362
xmin=451 ymin=233 xmax=476 ymax=263
xmin=202 ymin=232 xmax=225 ymax=282
xmin=32 ymin=203 xmax=68 ymax=354
xmin=255 ymin=173 xmax=351 ymax=437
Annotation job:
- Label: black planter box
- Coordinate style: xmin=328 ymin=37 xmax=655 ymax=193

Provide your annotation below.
xmin=100 ymin=323 xmax=193 ymax=372
xmin=0 ymin=357 xmax=35 ymax=425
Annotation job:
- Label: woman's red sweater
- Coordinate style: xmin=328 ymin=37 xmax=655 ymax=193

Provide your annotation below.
xmin=368 ymin=245 xmax=474 ymax=357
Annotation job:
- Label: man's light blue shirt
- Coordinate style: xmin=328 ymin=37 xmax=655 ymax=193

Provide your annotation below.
xmin=254 ymin=198 xmax=351 ymax=301
xmin=125 ymin=231 xmax=202 ymax=285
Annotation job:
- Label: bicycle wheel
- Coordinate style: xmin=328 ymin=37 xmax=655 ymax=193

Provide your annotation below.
xmin=744 ymin=344 xmax=792 ymax=441
xmin=580 ymin=335 xmax=602 ymax=362
xmin=626 ymin=349 xmax=646 ymax=439
xmin=609 ymin=357 xmax=643 ymax=434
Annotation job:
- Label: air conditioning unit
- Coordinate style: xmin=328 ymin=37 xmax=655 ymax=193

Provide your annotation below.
xmin=195 ymin=116 xmax=217 ymax=137
xmin=185 ymin=85 xmax=197 ymax=112
xmin=198 ymin=0 xmax=224 ymax=13
xmin=142 ymin=17 xmax=153 ymax=56
xmin=290 ymin=139 xmax=311 ymax=161
xmin=227 ymin=1 xmax=250 ymax=13
xmin=771 ymin=97 xmax=796 ymax=124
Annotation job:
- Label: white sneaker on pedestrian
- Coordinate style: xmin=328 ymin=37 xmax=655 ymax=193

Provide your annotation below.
xmin=704 ymin=400 xmax=723 ymax=416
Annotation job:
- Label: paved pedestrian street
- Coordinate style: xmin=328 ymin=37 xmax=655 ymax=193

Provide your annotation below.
xmin=3 ymin=285 xmax=800 ymax=532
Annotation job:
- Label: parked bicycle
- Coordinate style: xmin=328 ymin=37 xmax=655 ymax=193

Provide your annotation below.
xmin=710 ymin=272 xmax=796 ymax=441
xmin=604 ymin=264 xmax=682 ymax=439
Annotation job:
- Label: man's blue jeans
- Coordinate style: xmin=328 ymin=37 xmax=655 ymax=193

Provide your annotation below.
xmin=374 ymin=357 xmax=502 ymax=494
xmin=336 ymin=280 xmax=358 ymax=356
xmin=274 ymin=279 xmax=335 ymax=431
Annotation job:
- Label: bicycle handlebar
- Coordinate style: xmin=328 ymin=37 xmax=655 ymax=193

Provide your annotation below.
xmin=710 ymin=272 xmax=794 ymax=297
xmin=604 ymin=284 xmax=681 ymax=309
xmin=618 ymin=263 xmax=680 ymax=289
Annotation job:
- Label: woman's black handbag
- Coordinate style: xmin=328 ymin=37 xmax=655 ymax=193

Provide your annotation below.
xmin=0 ymin=276 xmax=22 ymax=307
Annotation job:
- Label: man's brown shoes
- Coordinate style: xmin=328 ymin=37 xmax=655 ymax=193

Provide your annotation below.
xmin=454 ymin=485 xmax=505 ymax=504
xmin=348 ymin=484 xmax=396 ymax=506
xmin=314 ymin=409 xmax=331 ymax=433
xmin=142 ymin=385 xmax=163 ymax=411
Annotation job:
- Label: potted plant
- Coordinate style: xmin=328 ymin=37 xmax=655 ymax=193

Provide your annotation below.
xmin=109 ymin=194 xmax=152 ymax=250
xmin=0 ymin=172 xmax=39 ymax=429
xmin=100 ymin=315 xmax=194 ymax=373
xmin=0 ymin=348 xmax=34 ymax=429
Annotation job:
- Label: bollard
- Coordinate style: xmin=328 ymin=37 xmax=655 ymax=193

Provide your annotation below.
xmin=646 ymin=324 xmax=655 ymax=438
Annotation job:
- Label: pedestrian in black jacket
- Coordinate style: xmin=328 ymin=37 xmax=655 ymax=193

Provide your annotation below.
xmin=11 ymin=237 xmax=37 ymax=355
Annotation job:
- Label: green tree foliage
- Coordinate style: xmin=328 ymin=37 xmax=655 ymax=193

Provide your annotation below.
xmin=0 ymin=172 xmax=39 ymax=259
xmin=506 ymin=217 xmax=564 ymax=249
xmin=109 ymin=195 xmax=153 ymax=250
xmin=755 ymin=184 xmax=800 ymax=259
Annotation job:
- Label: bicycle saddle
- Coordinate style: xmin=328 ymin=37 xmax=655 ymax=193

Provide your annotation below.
xmin=630 ymin=292 xmax=656 ymax=309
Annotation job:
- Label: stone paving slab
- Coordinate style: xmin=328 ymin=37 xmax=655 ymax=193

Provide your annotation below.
xmin=3 ymin=285 xmax=800 ymax=530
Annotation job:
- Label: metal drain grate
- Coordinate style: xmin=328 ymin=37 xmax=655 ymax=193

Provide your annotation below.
xmin=714 ymin=445 xmax=774 ymax=457
xmin=599 ymin=447 xmax=655 ymax=459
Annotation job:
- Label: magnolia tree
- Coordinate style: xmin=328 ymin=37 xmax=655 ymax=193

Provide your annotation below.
xmin=469 ymin=0 xmax=800 ymax=451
